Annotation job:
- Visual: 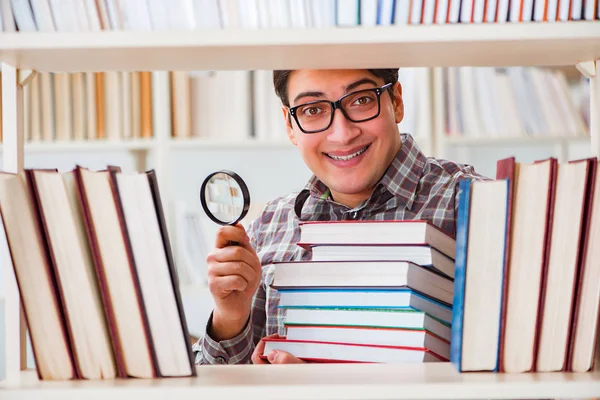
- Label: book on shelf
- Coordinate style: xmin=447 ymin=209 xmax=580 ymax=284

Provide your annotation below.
xmin=451 ymin=156 xmax=600 ymax=374
xmin=443 ymin=66 xmax=589 ymax=140
xmin=2 ymin=0 xmax=598 ymax=35
xmin=450 ymin=178 xmax=509 ymax=372
xmin=0 ymin=166 xmax=195 ymax=380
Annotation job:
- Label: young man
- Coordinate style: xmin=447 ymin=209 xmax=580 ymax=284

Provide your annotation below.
xmin=192 ymin=68 xmax=485 ymax=365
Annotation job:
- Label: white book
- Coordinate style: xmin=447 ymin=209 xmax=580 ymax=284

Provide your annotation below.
xmin=472 ymin=0 xmax=485 ymax=22
xmin=270 ymin=0 xmax=291 ymax=28
xmin=337 ymin=0 xmax=359 ymax=26
xmin=509 ymin=0 xmax=522 ymax=21
xmin=71 ymin=0 xmax=89 ymax=30
xmin=533 ymin=0 xmax=546 ymax=20
xmin=485 ymin=0 xmax=498 ymax=21
xmin=521 ymin=0 xmax=534 ymax=20
xmin=571 ymin=0 xmax=583 ymax=19
xmin=436 ymin=0 xmax=450 ymax=23
xmin=11 ymin=0 xmax=37 ymax=31
xmin=83 ymin=0 xmax=101 ymax=30
xmin=85 ymin=72 xmax=97 ymax=140
xmin=104 ymin=0 xmax=122 ymax=29
xmin=29 ymin=0 xmax=55 ymax=31
xmin=410 ymin=0 xmax=423 ymax=23
xmin=312 ymin=0 xmax=335 ymax=27
xmin=460 ymin=0 xmax=473 ymax=22
xmin=1 ymin=0 xmax=16 ymax=31
xmin=447 ymin=0 xmax=461 ymax=22
xmin=256 ymin=0 xmax=270 ymax=28
xmin=49 ymin=0 xmax=78 ymax=31
xmin=378 ymin=0 xmax=394 ymax=24
xmin=238 ymin=0 xmax=260 ymax=28
xmin=546 ymin=0 xmax=559 ymax=21
xmin=422 ymin=0 xmax=436 ymax=24
xmin=167 ymin=0 xmax=195 ymax=29
xmin=289 ymin=0 xmax=308 ymax=28
xmin=115 ymin=172 xmax=193 ymax=377
xmin=193 ymin=0 xmax=221 ymax=29
xmin=146 ymin=0 xmax=170 ymax=30
xmin=394 ymin=0 xmax=410 ymax=24
xmin=361 ymin=0 xmax=378 ymax=26
xmin=496 ymin=0 xmax=510 ymax=22
xmin=558 ymin=0 xmax=571 ymax=20
xmin=120 ymin=0 xmax=153 ymax=30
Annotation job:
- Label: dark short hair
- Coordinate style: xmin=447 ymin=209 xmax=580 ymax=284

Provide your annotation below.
xmin=273 ymin=69 xmax=399 ymax=107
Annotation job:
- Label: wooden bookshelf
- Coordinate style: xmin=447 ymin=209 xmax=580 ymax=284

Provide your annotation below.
xmin=0 ymin=363 xmax=599 ymax=400
xmin=0 ymin=23 xmax=598 ymax=72
xmin=1 ymin=19 xmax=600 ymax=398
xmin=441 ymin=135 xmax=591 ymax=146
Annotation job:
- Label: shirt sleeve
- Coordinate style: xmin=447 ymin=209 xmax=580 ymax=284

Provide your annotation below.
xmin=192 ymin=214 xmax=268 ymax=365
xmin=192 ymin=281 xmax=267 ymax=365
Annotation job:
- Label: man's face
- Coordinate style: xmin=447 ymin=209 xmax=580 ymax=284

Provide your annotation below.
xmin=284 ymin=69 xmax=404 ymax=207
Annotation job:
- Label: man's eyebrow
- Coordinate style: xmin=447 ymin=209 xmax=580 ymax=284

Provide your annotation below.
xmin=291 ymin=78 xmax=380 ymax=105
xmin=346 ymin=78 xmax=379 ymax=92
xmin=293 ymin=91 xmax=325 ymax=104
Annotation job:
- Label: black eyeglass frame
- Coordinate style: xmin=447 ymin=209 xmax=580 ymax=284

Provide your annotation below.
xmin=287 ymin=82 xmax=394 ymax=134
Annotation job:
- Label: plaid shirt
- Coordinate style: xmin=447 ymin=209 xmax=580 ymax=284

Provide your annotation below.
xmin=192 ymin=133 xmax=487 ymax=365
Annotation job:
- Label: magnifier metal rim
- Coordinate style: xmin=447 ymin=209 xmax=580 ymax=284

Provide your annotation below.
xmin=200 ymin=170 xmax=250 ymax=226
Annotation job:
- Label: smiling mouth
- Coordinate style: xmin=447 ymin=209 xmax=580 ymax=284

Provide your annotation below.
xmin=325 ymin=145 xmax=370 ymax=161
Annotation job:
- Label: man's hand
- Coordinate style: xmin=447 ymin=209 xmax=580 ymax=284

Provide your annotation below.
xmin=206 ymin=223 xmax=262 ymax=341
xmin=251 ymin=334 xmax=306 ymax=364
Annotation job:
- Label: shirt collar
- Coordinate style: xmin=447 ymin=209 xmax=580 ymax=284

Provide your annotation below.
xmin=302 ymin=133 xmax=427 ymax=210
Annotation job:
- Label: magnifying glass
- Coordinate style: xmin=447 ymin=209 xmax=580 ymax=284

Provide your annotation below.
xmin=200 ymin=170 xmax=250 ymax=227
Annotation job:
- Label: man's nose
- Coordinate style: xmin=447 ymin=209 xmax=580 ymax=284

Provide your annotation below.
xmin=326 ymin=108 xmax=361 ymax=145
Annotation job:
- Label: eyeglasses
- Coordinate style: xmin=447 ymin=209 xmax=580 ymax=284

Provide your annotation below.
xmin=288 ymin=83 xmax=393 ymax=134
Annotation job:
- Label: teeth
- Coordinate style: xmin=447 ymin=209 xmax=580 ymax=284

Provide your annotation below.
xmin=328 ymin=146 xmax=368 ymax=161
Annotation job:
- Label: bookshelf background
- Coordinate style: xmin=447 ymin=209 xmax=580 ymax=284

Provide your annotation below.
xmin=0 ymin=0 xmax=599 ymax=396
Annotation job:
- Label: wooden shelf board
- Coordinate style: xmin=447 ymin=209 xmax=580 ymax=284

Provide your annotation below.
xmin=0 ymin=139 xmax=155 ymax=153
xmin=0 ymin=22 xmax=598 ymax=72
xmin=1 ymin=364 xmax=599 ymax=400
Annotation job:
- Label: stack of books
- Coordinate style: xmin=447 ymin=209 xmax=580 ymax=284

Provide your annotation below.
xmin=261 ymin=220 xmax=456 ymax=363
xmin=0 ymin=167 xmax=194 ymax=380
xmin=452 ymin=156 xmax=600 ymax=373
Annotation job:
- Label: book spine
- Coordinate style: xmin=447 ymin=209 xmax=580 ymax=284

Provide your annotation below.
xmin=449 ymin=179 xmax=471 ymax=371
xmin=147 ymin=170 xmax=197 ymax=376
xmin=26 ymin=169 xmax=82 ymax=379
xmin=107 ymin=167 xmax=159 ymax=378
xmin=73 ymin=166 xmax=127 ymax=378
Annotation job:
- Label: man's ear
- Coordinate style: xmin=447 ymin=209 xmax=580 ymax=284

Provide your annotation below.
xmin=283 ymin=107 xmax=298 ymax=146
xmin=392 ymin=82 xmax=404 ymax=125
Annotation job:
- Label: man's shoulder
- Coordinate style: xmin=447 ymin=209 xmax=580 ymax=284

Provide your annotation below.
xmin=423 ymin=156 xmax=490 ymax=182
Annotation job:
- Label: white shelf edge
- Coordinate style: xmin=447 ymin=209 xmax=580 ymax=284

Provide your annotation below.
xmin=168 ymin=138 xmax=293 ymax=149
xmin=1 ymin=364 xmax=599 ymax=400
xmin=441 ymin=134 xmax=591 ymax=146
xmin=0 ymin=22 xmax=598 ymax=71
xmin=0 ymin=139 xmax=156 ymax=153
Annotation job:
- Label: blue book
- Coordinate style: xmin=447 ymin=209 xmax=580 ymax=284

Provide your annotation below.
xmin=277 ymin=287 xmax=453 ymax=324
xmin=450 ymin=179 xmax=471 ymax=370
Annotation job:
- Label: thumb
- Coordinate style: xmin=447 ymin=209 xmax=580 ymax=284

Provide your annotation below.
xmin=267 ymin=350 xmax=305 ymax=364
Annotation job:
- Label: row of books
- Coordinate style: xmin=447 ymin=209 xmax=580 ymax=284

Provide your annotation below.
xmin=1 ymin=0 xmax=597 ymax=33
xmin=261 ymin=220 xmax=456 ymax=363
xmin=0 ymin=71 xmax=153 ymax=143
xmin=0 ymin=167 xmax=195 ymax=380
xmin=170 ymin=68 xmax=423 ymax=141
xmin=453 ymin=156 xmax=600 ymax=373
xmin=444 ymin=67 xmax=589 ymax=138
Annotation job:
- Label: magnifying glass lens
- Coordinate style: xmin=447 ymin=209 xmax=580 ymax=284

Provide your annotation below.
xmin=200 ymin=170 xmax=250 ymax=226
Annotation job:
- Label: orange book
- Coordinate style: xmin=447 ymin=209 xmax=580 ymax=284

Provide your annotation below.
xmin=140 ymin=72 xmax=153 ymax=139
xmin=95 ymin=73 xmax=105 ymax=139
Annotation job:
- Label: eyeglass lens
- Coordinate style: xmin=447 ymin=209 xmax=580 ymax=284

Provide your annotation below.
xmin=295 ymin=89 xmax=380 ymax=132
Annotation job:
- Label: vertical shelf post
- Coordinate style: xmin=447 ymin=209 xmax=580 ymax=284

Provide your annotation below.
xmin=1 ymin=62 xmax=27 ymax=382
xmin=576 ymin=60 xmax=599 ymax=157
